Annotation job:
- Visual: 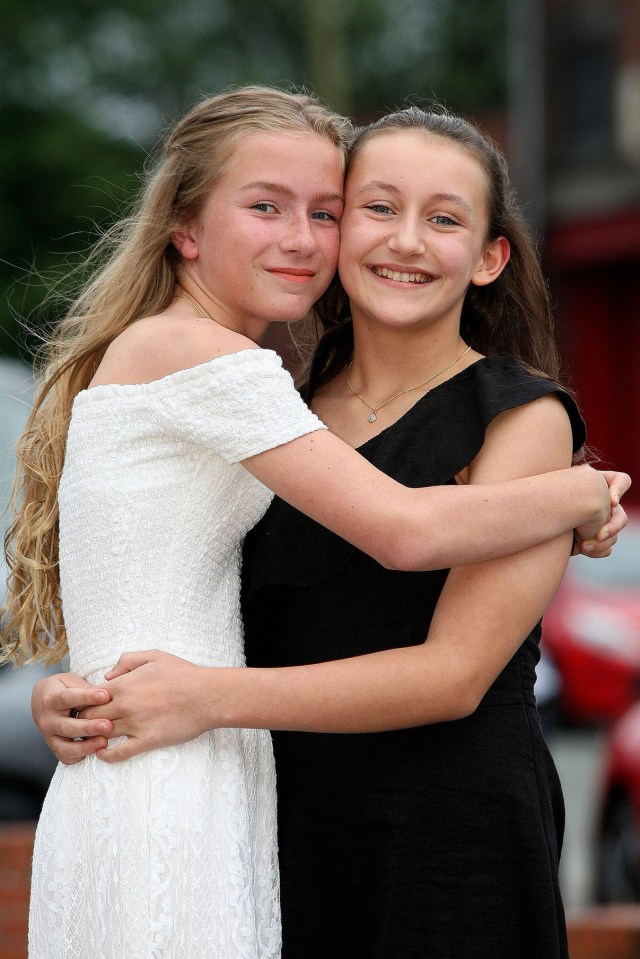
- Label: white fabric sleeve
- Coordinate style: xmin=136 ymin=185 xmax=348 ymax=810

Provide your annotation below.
xmin=151 ymin=348 xmax=326 ymax=463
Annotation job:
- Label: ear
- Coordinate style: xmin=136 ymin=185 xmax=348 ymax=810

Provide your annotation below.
xmin=470 ymin=236 xmax=510 ymax=287
xmin=170 ymin=221 xmax=199 ymax=260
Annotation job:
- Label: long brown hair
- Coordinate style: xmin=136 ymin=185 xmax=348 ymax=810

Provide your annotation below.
xmin=301 ymin=106 xmax=561 ymax=402
xmin=1 ymin=85 xmax=351 ymax=666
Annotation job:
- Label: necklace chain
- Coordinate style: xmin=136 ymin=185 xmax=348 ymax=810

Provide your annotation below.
xmin=346 ymin=344 xmax=472 ymax=423
xmin=175 ymin=291 xmax=211 ymax=319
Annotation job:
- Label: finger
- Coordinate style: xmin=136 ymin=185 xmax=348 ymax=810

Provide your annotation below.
xmin=46 ymin=686 xmax=110 ymax=712
xmin=54 ymin=736 xmax=110 ymax=764
xmin=104 ymin=651 xmax=157 ymax=680
xmin=602 ymin=471 xmax=632 ymax=505
xmin=596 ymin=506 xmax=628 ymax=541
xmin=96 ymin=738 xmax=144 ymax=764
xmin=594 ymin=533 xmax=618 ymax=553
xmin=580 ymin=537 xmax=616 ymax=556
xmin=82 ymin=704 xmax=121 ymax=722
xmin=56 ymin=716 xmax=113 ymax=739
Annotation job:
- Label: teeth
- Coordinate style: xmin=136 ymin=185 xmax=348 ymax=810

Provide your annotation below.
xmin=372 ymin=267 xmax=432 ymax=283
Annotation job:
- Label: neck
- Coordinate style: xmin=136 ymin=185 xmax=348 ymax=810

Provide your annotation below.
xmin=347 ymin=319 xmax=469 ymax=398
xmin=176 ymin=273 xmax=269 ymax=344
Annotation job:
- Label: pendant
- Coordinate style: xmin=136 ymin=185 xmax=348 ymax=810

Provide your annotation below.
xmin=368 ymin=411 xmax=377 ymax=423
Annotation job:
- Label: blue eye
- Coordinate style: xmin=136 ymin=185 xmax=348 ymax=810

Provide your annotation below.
xmin=431 ymin=215 xmax=457 ymax=226
xmin=311 ymin=211 xmax=337 ymax=222
xmin=365 ymin=203 xmax=393 ymax=215
xmin=251 ymin=202 xmax=277 ymax=213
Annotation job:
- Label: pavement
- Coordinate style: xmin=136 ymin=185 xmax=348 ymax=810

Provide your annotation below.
xmin=548 ymin=726 xmax=606 ymax=909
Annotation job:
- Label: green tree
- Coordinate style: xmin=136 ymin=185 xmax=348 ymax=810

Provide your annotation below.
xmin=0 ymin=0 xmax=506 ymax=358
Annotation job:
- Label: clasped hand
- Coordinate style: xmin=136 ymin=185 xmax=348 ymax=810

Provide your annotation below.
xmin=32 ymin=652 xmax=222 ymax=764
xmin=31 ymin=468 xmax=631 ymax=765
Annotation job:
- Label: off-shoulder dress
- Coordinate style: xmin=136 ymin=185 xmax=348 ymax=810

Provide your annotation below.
xmin=29 ymin=349 xmax=325 ymax=959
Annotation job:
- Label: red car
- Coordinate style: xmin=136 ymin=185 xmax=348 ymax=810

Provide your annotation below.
xmin=539 ymin=511 xmax=640 ymax=725
xmin=595 ymin=700 xmax=640 ymax=902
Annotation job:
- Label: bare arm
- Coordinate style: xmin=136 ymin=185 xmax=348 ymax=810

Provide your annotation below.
xmin=241 ymin=420 xmax=620 ymax=572
xmin=82 ymin=395 xmax=621 ymax=760
xmin=100 ymin=323 xmax=626 ymax=572
xmin=32 ymin=455 xmax=630 ymax=763
xmin=33 ymin=322 xmax=631 ymax=760
xmin=31 ymin=474 xmax=627 ymax=764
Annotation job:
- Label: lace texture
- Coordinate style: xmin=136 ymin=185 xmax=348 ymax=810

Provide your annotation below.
xmin=29 ymin=349 xmax=325 ymax=959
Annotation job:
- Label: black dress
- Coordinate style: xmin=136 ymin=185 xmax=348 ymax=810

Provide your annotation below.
xmin=242 ymin=357 xmax=586 ymax=959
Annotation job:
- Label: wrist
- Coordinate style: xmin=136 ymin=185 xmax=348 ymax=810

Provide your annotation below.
xmin=197 ymin=666 xmax=254 ymax=731
xmin=575 ymin=465 xmax=607 ymax=529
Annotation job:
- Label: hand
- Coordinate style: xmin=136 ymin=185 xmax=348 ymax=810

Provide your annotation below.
xmin=573 ymin=470 xmax=631 ymax=557
xmin=84 ymin=650 xmax=213 ymax=763
xmin=31 ymin=673 xmax=113 ymax=764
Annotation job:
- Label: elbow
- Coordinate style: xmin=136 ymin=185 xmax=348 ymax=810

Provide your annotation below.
xmin=438 ymin=676 xmax=485 ymax=722
xmin=376 ymin=512 xmax=448 ymax=573
xmin=450 ymin=689 xmax=482 ymax=720
xmin=455 ymin=672 xmax=491 ymax=719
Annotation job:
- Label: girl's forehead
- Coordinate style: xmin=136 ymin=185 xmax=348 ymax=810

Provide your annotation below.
xmin=346 ymin=130 xmax=488 ymax=195
xmin=223 ymin=131 xmax=345 ymax=186
xmin=350 ymin=129 xmax=472 ymax=168
xmin=229 ymin=130 xmax=342 ymax=164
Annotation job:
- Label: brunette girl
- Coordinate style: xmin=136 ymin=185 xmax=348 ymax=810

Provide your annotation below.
xmin=19 ymin=94 xmax=628 ymax=959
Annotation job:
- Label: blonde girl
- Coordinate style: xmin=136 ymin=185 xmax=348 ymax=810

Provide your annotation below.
xmin=7 ymin=88 xmax=627 ymax=959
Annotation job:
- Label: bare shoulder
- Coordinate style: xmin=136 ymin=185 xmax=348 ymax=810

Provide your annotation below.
xmin=91 ymin=312 xmax=259 ymax=387
xmin=487 ymin=392 xmax=572 ymax=441
xmin=469 ymin=392 xmax=573 ymax=483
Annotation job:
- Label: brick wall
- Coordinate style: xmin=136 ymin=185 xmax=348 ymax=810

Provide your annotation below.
xmin=0 ymin=823 xmax=34 ymax=959
xmin=3 ymin=822 xmax=640 ymax=959
xmin=567 ymin=906 xmax=640 ymax=959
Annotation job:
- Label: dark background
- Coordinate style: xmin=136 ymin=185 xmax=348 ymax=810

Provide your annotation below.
xmin=1 ymin=0 xmax=638 ymax=484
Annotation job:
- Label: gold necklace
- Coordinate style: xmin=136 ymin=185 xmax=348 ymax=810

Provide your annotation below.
xmin=346 ymin=344 xmax=471 ymax=423
xmin=175 ymin=291 xmax=211 ymax=319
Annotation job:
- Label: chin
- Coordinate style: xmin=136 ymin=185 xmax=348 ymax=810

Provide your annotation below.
xmin=268 ymin=303 xmax=317 ymax=325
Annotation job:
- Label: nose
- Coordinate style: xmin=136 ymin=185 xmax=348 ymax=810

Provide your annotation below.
xmin=387 ymin=215 xmax=426 ymax=257
xmin=279 ymin=213 xmax=318 ymax=257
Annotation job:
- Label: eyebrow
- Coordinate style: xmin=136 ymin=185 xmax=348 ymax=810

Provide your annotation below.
xmin=353 ymin=180 xmax=401 ymax=197
xmin=431 ymin=192 xmax=474 ymax=214
xmin=354 ymin=181 xmax=474 ymax=214
xmin=238 ymin=181 xmax=343 ymax=205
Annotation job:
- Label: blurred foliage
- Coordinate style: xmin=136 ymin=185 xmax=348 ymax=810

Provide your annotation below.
xmin=0 ymin=0 xmax=506 ymax=360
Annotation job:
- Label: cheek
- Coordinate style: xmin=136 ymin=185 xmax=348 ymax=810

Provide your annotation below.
xmin=440 ymin=236 xmax=480 ymax=275
xmin=337 ymin=220 xmax=370 ymax=274
xmin=308 ymin=225 xmax=340 ymax=282
xmin=323 ymin=230 xmax=341 ymax=272
xmin=337 ymin=240 xmax=365 ymax=299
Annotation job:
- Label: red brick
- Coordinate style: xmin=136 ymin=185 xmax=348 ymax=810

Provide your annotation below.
xmin=0 ymin=823 xmax=34 ymax=959
xmin=0 ymin=937 xmax=27 ymax=959
xmin=0 ymin=825 xmax=35 ymax=875
xmin=567 ymin=905 xmax=640 ymax=959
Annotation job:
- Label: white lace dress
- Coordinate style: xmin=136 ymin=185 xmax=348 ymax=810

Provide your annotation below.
xmin=29 ymin=349 xmax=325 ymax=959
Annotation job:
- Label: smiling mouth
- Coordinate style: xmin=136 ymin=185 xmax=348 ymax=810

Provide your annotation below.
xmin=371 ymin=266 xmax=434 ymax=284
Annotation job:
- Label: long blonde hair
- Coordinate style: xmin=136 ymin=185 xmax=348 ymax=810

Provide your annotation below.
xmin=1 ymin=85 xmax=351 ymax=665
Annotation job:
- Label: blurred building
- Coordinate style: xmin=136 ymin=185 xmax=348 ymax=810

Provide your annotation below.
xmin=543 ymin=0 xmax=640 ymax=495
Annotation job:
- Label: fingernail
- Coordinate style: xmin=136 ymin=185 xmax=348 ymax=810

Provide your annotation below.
xmin=99 ymin=722 xmax=110 ymax=733
xmin=97 ymin=690 xmax=109 ymax=702
xmin=584 ymin=544 xmax=595 ymax=552
xmin=613 ymin=494 xmax=620 ymax=504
